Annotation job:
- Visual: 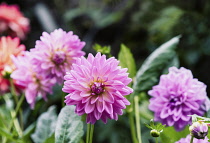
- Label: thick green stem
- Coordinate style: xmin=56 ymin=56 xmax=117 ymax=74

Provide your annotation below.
xmin=129 ymin=112 xmax=138 ymax=143
xmin=156 ymin=137 xmax=158 ymax=143
xmin=89 ymin=124 xmax=94 ymax=143
xmin=86 ymin=123 xmax=94 ymax=143
xmin=190 ymin=136 xmax=194 ymax=143
xmin=134 ymin=96 xmax=142 ymax=143
xmin=86 ymin=124 xmax=90 ymax=143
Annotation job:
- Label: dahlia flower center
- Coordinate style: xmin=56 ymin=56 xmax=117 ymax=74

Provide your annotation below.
xmin=52 ymin=51 xmax=66 ymax=64
xmin=169 ymin=96 xmax=182 ymax=106
xmin=91 ymin=82 xmax=105 ymax=95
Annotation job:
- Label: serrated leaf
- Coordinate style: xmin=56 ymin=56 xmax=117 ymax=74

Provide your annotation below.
xmin=31 ymin=106 xmax=57 ymax=143
xmin=118 ymin=44 xmax=136 ymax=78
xmin=132 ymin=36 xmax=180 ymax=94
xmin=55 ymin=105 xmax=84 ymax=143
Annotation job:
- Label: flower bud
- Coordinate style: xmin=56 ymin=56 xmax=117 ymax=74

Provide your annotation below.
xmin=2 ymin=65 xmax=13 ymax=79
xmin=189 ymin=121 xmax=208 ymax=139
xmin=150 ymin=129 xmax=160 ymax=137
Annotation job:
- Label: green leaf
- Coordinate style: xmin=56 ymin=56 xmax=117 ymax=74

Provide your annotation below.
xmin=44 ymin=133 xmax=55 ymax=143
xmin=160 ymin=126 xmax=189 ymax=143
xmin=93 ymin=44 xmax=111 ymax=57
xmin=31 ymin=106 xmax=57 ymax=143
xmin=55 ymin=105 xmax=84 ymax=143
xmin=118 ymin=44 xmax=136 ymax=78
xmin=132 ymin=36 xmax=180 ymax=94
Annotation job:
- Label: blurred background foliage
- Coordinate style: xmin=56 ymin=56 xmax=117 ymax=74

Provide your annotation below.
xmin=2 ymin=0 xmax=210 ymax=142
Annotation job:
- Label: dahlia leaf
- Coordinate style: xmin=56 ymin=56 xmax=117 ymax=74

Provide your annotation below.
xmin=132 ymin=36 xmax=180 ymax=94
xmin=55 ymin=105 xmax=84 ymax=143
xmin=44 ymin=133 xmax=55 ymax=143
xmin=31 ymin=106 xmax=57 ymax=143
xmin=118 ymin=44 xmax=136 ymax=78
xmin=93 ymin=44 xmax=111 ymax=57
xmin=160 ymin=126 xmax=189 ymax=143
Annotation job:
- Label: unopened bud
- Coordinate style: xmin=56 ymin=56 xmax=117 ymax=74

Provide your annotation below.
xmin=150 ymin=129 xmax=160 ymax=137
xmin=2 ymin=65 xmax=13 ymax=79
xmin=189 ymin=121 xmax=208 ymax=139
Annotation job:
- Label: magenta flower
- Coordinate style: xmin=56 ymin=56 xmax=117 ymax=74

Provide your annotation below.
xmin=175 ymin=135 xmax=209 ymax=143
xmin=11 ymin=52 xmax=56 ymax=109
xmin=30 ymin=28 xmax=85 ymax=84
xmin=62 ymin=52 xmax=133 ymax=124
xmin=148 ymin=67 xmax=210 ymax=131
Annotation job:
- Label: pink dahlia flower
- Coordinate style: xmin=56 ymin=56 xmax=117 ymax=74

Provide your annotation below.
xmin=148 ymin=67 xmax=210 ymax=131
xmin=0 ymin=36 xmax=25 ymax=94
xmin=31 ymin=28 xmax=85 ymax=84
xmin=175 ymin=135 xmax=209 ymax=143
xmin=0 ymin=3 xmax=30 ymax=39
xmin=11 ymin=52 xmax=56 ymax=109
xmin=62 ymin=53 xmax=133 ymax=124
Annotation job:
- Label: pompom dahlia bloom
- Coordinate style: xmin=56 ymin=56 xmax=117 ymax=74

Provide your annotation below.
xmin=175 ymin=135 xmax=209 ymax=143
xmin=62 ymin=53 xmax=133 ymax=124
xmin=0 ymin=3 xmax=30 ymax=39
xmin=148 ymin=67 xmax=210 ymax=131
xmin=11 ymin=52 xmax=56 ymax=109
xmin=31 ymin=28 xmax=85 ymax=84
xmin=0 ymin=36 xmax=25 ymax=93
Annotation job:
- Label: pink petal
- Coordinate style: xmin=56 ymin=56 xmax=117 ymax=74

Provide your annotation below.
xmin=96 ymin=101 xmax=105 ymax=113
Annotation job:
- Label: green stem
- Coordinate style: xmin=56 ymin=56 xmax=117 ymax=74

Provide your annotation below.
xmin=156 ymin=137 xmax=158 ymax=143
xmin=9 ymin=78 xmax=18 ymax=104
xmin=86 ymin=124 xmax=94 ymax=143
xmin=129 ymin=112 xmax=138 ymax=143
xmin=8 ymin=95 xmax=25 ymax=134
xmin=190 ymin=136 xmax=194 ymax=143
xmin=86 ymin=124 xmax=90 ymax=143
xmin=89 ymin=124 xmax=94 ymax=143
xmin=134 ymin=96 xmax=142 ymax=143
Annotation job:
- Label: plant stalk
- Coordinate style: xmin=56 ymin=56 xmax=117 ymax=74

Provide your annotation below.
xmin=134 ymin=96 xmax=142 ymax=143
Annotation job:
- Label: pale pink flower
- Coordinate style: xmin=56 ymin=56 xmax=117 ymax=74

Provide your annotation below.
xmin=31 ymin=28 xmax=85 ymax=84
xmin=11 ymin=52 xmax=55 ymax=108
xmin=62 ymin=52 xmax=133 ymax=124
xmin=0 ymin=3 xmax=30 ymax=39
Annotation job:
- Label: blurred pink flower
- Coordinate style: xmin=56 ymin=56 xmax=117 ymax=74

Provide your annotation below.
xmin=31 ymin=28 xmax=85 ymax=84
xmin=148 ymin=67 xmax=210 ymax=131
xmin=11 ymin=52 xmax=56 ymax=109
xmin=62 ymin=53 xmax=133 ymax=124
xmin=0 ymin=36 xmax=25 ymax=94
xmin=175 ymin=135 xmax=209 ymax=143
xmin=0 ymin=3 xmax=30 ymax=39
